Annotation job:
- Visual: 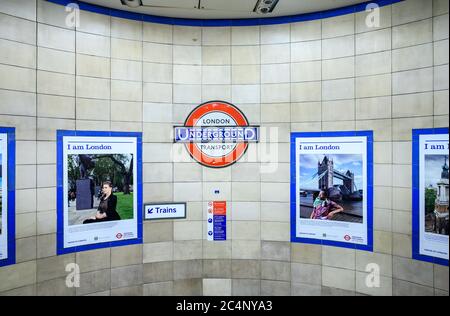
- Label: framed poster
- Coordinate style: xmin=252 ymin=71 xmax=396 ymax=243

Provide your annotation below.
xmin=412 ymin=128 xmax=449 ymax=266
xmin=57 ymin=130 xmax=143 ymax=255
xmin=0 ymin=127 xmax=15 ymax=267
xmin=291 ymin=131 xmax=373 ymax=251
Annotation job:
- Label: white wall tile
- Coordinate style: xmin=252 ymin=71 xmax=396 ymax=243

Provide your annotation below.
xmin=0 ymin=0 xmax=36 ymax=21
xmin=38 ymin=23 xmax=75 ymax=52
xmin=0 ymin=13 xmax=36 ymax=44
xmin=0 ymin=39 xmax=36 ymax=68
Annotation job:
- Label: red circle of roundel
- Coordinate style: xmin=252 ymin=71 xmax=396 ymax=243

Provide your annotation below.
xmin=184 ymin=101 xmax=250 ymax=168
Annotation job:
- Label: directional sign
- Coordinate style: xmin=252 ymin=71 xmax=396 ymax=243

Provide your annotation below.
xmin=144 ymin=203 xmax=187 ymax=220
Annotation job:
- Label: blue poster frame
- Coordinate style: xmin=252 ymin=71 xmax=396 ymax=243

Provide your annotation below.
xmin=290 ymin=131 xmax=374 ymax=252
xmin=412 ymin=128 xmax=449 ymax=267
xmin=46 ymin=0 xmax=403 ymax=27
xmin=56 ymin=130 xmax=143 ymax=255
xmin=0 ymin=127 xmax=16 ymax=268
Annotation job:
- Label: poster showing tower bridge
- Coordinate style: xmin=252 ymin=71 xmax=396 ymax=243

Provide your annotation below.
xmin=299 ymin=154 xmax=363 ymax=222
xmin=291 ymin=131 xmax=373 ymax=251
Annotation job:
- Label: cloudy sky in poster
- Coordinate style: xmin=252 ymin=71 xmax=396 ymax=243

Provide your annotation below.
xmin=425 ymin=155 xmax=449 ymax=188
xmin=299 ymin=154 xmax=363 ymax=191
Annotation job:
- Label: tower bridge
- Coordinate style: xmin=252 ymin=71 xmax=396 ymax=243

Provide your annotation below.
xmin=318 ymin=156 xmax=356 ymax=194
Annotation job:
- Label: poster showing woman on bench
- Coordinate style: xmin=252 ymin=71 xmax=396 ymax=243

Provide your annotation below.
xmin=291 ymin=131 xmax=373 ymax=251
xmin=57 ymin=131 xmax=143 ymax=255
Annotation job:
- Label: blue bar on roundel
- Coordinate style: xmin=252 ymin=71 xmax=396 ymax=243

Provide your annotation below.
xmin=174 ymin=127 xmax=259 ymax=143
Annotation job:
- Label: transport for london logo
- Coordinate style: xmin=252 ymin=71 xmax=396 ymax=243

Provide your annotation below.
xmin=174 ymin=101 xmax=259 ymax=168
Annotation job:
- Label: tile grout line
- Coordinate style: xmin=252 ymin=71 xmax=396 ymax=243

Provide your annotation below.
xmin=353 ymin=11 xmax=357 ymax=293
xmin=390 ymin=2 xmax=395 ymax=295
xmin=259 ymin=24 xmax=262 ymax=296
xmin=35 ymin=0 xmax=38 ymax=293
xmin=431 ymin=0 xmax=435 ymax=293
xmin=108 ymin=13 xmax=112 ymax=295
xmin=171 ymin=24 xmax=175 ymax=295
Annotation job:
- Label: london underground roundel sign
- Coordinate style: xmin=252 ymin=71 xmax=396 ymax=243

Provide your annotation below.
xmin=174 ymin=101 xmax=259 ymax=168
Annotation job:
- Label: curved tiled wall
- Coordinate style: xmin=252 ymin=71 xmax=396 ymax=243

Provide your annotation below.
xmin=0 ymin=0 xmax=448 ymax=296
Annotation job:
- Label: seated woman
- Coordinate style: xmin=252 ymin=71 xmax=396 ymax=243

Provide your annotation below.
xmin=310 ymin=190 xmax=344 ymax=220
xmin=83 ymin=181 xmax=121 ymax=224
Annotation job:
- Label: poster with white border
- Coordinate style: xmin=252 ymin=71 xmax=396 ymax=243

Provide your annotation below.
xmin=413 ymin=128 xmax=449 ymax=266
xmin=0 ymin=127 xmax=15 ymax=267
xmin=291 ymin=131 xmax=373 ymax=251
xmin=57 ymin=131 xmax=143 ymax=255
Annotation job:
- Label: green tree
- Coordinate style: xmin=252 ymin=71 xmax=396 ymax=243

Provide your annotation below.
xmin=68 ymin=154 xmax=133 ymax=194
xmin=425 ymin=187 xmax=437 ymax=214
xmin=91 ymin=156 xmax=118 ymax=186
xmin=67 ymin=155 xmax=80 ymax=191
xmin=94 ymin=154 xmax=133 ymax=194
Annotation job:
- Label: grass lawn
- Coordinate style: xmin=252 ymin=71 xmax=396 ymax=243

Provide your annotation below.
xmin=115 ymin=192 xmax=134 ymax=220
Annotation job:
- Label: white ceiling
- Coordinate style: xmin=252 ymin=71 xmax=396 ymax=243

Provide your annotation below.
xmin=81 ymin=0 xmax=369 ymax=20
